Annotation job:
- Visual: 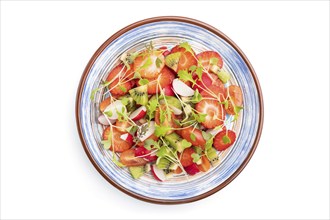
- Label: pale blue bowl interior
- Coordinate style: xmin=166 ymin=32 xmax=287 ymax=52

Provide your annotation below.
xmin=79 ymin=21 xmax=261 ymax=201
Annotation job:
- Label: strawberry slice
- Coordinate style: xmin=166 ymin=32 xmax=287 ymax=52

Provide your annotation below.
xmin=195 ymin=99 xmax=225 ymax=129
xmin=184 ymin=163 xmax=200 ymax=175
xmin=225 ymin=85 xmax=243 ymax=115
xmin=133 ymin=50 xmax=165 ymax=79
xmin=213 ymin=130 xmax=236 ymax=151
xmin=180 ymin=127 xmax=206 ymax=148
xmin=193 ymin=72 xmax=213 ymax=92
xmin=193 ymin=73 xmax=225 ymax=100
xmin=115 ymin=120 xmax=131 ymax=133
xmin=173 ymin=166 xmax=183 ymax=174
xmin=197 ymin=155 xmax=211 ymax=172
xmin=139 ymin=66 xmax=175 ymax=94
xmin=120 ymin=149 xmax=147 ymax=167
xmin=99 ymin=97 xmax=111 ymax=112
xmin=200 ymin=85 xmax=226 ymax=102
xmin=134 ymin=146 xmax=157 ymax=162
xmin=106 ymin=64 xmax=134 ymax=96
xmin=159 ymin=46 xmax=170 ymax=56
xmin=102 ymin=127 xmax=132 ymax=152
xmin=163 ymin=84 xmax=175 ymax=96
xmin=196 ymin=51 xmax=223 ymax=72
xmin=170 ymin=45 xmax=197 ymax=72
xmin=179 ymin=147 xmax=195 ymax=167
xmin=209 ymin=72 xmax=225 ymax=87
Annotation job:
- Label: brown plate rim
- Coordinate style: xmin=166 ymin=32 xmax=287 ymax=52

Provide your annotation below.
xmin=75 ymin=16 xmax=264 ymax=205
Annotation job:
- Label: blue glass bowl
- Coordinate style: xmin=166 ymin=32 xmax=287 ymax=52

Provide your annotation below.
xmin=76 ymin=17 xmax=263 ymax=204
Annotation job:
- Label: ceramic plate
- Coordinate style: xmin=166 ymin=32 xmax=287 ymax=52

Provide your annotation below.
xmin=76 ymin=16 xmax=263 ymax=204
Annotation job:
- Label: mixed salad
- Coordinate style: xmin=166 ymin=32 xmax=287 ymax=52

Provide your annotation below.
xmin=90 ymin=42 xmax=243 ymax=181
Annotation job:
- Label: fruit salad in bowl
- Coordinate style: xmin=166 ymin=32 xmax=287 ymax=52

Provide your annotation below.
xmin=91 ymin=41 xmax=243 ymax=181
xmin=76 ymin=17 xmax=263 ymax=203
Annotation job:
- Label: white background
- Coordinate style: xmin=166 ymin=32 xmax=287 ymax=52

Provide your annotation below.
xmin=1 ymin=1 xmax=329 ymax=219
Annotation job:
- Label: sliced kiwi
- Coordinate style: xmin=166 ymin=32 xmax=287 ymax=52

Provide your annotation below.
xmin=165 ymin=52 xmax=181 ymax=72
xmin=119 ymin=94 xmax=136 ymax=112
xmin=169 ymin=163 xmax=178 ymax=171
xmin=217 ymin=70 xmax=231 ymax=84
xmin=159 ymin=96 xmax=182 ymax=112
xmin=149 ymin=95 xmax=157 ymax=103
xmin=156 ymin=156 xmax=179 ymax=172
xmin=165 ymin=132 xmax=191 ymax=153
xmin=156 ymin=157 xmax=171 ymax=169
xmin=120 ymin=52 xmax=139 ymax=65
xmin=163 ymin=169 xmax=174 ymax=178
xmin=144 ymin=163 xmax=151 ymax=173
xmin=166 ymin=96 xmax=182 ymax=111
xmin=163 ymin=163 xmax=177 ymax=178
xmin=128 ymin=164 xmax=150 ymax=179
xmin=210 ymin=65 xmax=230 ymax=83
xmin=129 ymin=166 xmax=145 ymax=179
xmin=129 ymin=85 xmax=148 ymax=106
xmin=206 ymin=147 xmax=220 ymax=166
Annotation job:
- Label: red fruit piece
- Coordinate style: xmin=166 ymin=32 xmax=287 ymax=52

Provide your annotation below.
xmin=163 ymin=85 xmax=175 ymax=96
xmin=193 ymin=73 xmax=226 ymax=100
xmin=134 ymin=146 xmax=148 ymax=157
xmin=225 ymin=85 xmax=243 ymax=115
xmin=193 ymin=73 xmax=213 ymax=92
xmin=173 ymin=166 xmax=183 ymax=174
xmin=171 ymin=45 xmax=197 ymax=72
xmin=196 ymin=51 xmax=223 ymax=71
xmin=120 ymin=149 xmax=147 ymax=167
xmin=195 ymin=99 xmax=225 ymax=129
xmin=200 ymin=85 xmax=226 ymax=102
xmin=159 ymin=46 xmax=170 ymax=56
xmin=133 ymin=50 xmax=165 ymax=79
xmin=142 ymin=66 xmax=175 ymax=94
xmin=99 ymin=97 xmax=111 ymax=112
xmin=120 ymin=133 xmax=133 ymax=145
xmin=180 ymin=147 xmax=195 ymax=167
xmin=184 ymin=163 xmax=200 ymax=175
xmin=180 ymin=126 xmax=206 ymax=148
xmin=102 ymin=127 xmax=132 ymax=152
xmin=197 ymin=155 xmax=211 ymax=172
xmin=145 ymin=154 xmax=157 ymax=162
xmin=106 ymin=64 xmax=134 ymax=96
xmin=213 ymin=130 xmax=236 ymax=151
xmin=115 ymin=120 xmax=131 ymax=133
xmin=134 ymin=146 xmax=157 ymax=162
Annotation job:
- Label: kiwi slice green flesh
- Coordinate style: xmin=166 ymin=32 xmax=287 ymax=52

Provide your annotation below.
xmin=165 ymin=52 xmax=181 ymax=72
xmin=128 ymin=164 xmax=150 ymax=179
xmin=165 ymin=132 xmax=191 ymax=153
xmin=206 ymin=147 xmax=220 ymax=166
xmin=169 ymin=163 xmax=178 ymax=171
xmin=129 ymin=85 xmax=148 ymax=106
xmin=129 ymin=166 xmax=145 ymax=179
xmin=156 ymin=157 xmax=171 ymax=169
xmin=119 ymin=94 xmax=136 ymax=112
xmin=159 ymin=96 xmax=182 ymax=111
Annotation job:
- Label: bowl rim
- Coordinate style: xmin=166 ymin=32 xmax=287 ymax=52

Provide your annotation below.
xmin=75 ymin=16 xmax=264 ymax=204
